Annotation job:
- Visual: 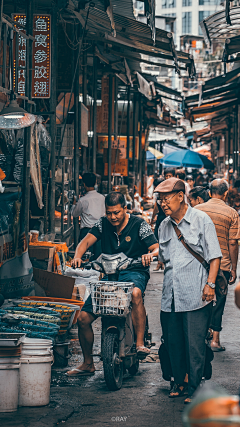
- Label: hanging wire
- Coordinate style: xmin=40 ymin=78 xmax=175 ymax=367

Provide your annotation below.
xmin=56 ymin=4 xmax=94 ymax=166
xmin=60 ymin=14 xmax=81 ymax=50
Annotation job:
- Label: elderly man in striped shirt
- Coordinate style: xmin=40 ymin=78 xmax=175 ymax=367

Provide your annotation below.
xmin=195 ymin=179 xmax=240 ymax=352
xmin=155 ymin=177 xmax=222 ymax=404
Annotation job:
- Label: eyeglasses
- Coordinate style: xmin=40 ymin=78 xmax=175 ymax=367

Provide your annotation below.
xmin=158 ymin=193 xmax=178 ymax=206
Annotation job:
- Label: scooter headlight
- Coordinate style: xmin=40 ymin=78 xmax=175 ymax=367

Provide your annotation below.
xmin=101 ymin=259 xmax=119 ymax=274
xmin=118 ymin=259 xmax=131 ymax=271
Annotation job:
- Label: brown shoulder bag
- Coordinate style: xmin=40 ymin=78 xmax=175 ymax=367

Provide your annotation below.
xmin=171 ymin=222 xmax=228 ymax=297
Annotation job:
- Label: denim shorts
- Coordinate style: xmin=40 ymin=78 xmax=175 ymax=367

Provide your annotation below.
xmin=81 ymin=270 xmax=149 ymax=315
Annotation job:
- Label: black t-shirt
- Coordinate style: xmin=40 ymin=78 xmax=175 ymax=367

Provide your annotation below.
xmin=89 ymin=214 xmax=157 ymax=277
xmin=156 ymin=203 xmax=166 ymax=228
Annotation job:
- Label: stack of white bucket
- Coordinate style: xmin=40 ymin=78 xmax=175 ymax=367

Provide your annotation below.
xmin=0 ymin=335 xmax=53 ymax=412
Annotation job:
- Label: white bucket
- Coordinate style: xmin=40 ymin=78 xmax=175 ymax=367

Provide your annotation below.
xmin=19 ymin=355 xmax=53 ymax=407
xmin=0 ymin=362 xmax=20 ymax=412
xmin=21 ymin=337 xmax=53 ymax=357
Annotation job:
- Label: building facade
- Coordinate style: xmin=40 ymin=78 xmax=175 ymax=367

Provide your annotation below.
xmin=156 ymin=0 xmax=222 ymax=48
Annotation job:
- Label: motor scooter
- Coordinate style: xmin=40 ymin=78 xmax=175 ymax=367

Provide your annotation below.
xmin=82 ymin=253 xmax=154 ymax=391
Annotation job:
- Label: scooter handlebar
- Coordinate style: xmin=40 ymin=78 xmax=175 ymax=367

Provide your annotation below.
xmin=130 ymin=256 xmax=158 ymax=267
xmin=80 ymin=261 xmax=92 ymax=270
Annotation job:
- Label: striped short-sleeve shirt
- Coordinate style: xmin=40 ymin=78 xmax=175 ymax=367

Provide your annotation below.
xmin=195 ymin=198 xmax=240 ymax=271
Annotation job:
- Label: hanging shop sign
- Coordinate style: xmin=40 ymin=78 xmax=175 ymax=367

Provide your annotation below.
xmin=104 ymin=159 xmax=128 ymax=177
xmin=13 ymin=14 xmax=51 ymax=99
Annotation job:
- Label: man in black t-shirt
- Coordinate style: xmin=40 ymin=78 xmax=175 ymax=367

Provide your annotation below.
xmin=67 ymin=192 xmax=159 ymax=376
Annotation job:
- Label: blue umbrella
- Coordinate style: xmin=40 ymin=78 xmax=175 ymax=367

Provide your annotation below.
xmin=146 ymin=150 xmax=155 ymax=160
xmin=198 ymin=153 xmax=214 ymax=170
xmin=160 ymin=149 xmax=213 ymax=169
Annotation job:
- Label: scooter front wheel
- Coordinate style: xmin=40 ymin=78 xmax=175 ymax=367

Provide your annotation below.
xmin=102 ymin=332 xmax=123 ymax=391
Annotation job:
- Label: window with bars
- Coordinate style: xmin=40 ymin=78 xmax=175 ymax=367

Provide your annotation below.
xmin=162 ymin=0 xmax=176 ymax=8
xmin=182 ymin=0 xmax=192 ymax=6
xmin=199 ymin=0 xmax=221 ymax=4
xmin=182 ymin=12 xmax=192 ymax=34
xmin=199 ymin=10 xmax=211 ymax=34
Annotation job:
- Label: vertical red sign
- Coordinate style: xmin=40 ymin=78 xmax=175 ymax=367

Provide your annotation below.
xmin=13 ymin=15 xmax=27 ymax=96
xmin=32 ymin=15 xmax=51 ymax=98
xmin=13 ymin=14 xmax=51 ymax=99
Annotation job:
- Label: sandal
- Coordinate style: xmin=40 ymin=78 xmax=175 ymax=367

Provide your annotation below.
xmin=211 ymin=345 xmax=225 ymax=352
xmin=169 ymin=383 xmax=187 ymax=398
xmin=136 ymin=346 xmax=151 ymax=360
xmin=65 ymin=368 xmax=95 ymax=377
xmin=184 ymin=396 xmax=192 ymax=404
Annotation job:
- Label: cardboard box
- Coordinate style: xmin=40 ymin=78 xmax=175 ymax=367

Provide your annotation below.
xmin=33 ymin=268 xmax=75 ymax=299
xmin=29 ymin=246 xmax=56 ymax=272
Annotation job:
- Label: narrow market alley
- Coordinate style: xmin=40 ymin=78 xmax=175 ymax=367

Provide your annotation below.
xmin=1 ymin=262 xmax=239 ymax=427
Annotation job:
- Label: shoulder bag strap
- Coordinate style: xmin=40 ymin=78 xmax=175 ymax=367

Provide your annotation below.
xmin=171 ymin=221 xmax=209 ymax=269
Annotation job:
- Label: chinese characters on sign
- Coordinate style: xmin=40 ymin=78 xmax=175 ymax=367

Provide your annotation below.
xmin=13 ymin=14 xmax=51 ymax=98
xmin=32 ymin=15 xmax=51 ymax=98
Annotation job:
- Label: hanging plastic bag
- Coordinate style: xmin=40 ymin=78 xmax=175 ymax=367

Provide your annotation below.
xmin=30 ymin=124 xmax=44 ymax=209
xmin=13 ymin=129 xmax=24 ymax=184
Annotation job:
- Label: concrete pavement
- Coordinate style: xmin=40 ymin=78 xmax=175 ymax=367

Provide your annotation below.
xmin=0 ymin=263 xmax=240 ymax=427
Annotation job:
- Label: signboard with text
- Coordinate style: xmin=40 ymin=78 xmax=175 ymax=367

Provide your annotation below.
xmin=13 ymin=14 xmax=51 ymax=98
xmin=104 ymin=159 xmax=128 ymax=177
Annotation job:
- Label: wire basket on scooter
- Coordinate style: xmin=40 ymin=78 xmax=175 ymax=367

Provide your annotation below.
xmin=90 ymin=281 xmax=134 ymax=317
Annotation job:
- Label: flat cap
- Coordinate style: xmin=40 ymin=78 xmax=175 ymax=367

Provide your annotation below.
xmin=154 ymin=177 xmax=185 ymax=194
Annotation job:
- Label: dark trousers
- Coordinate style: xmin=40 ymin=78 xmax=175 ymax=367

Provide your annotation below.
xmin=161 ymin=303 xmax=212 ymax=397
xmin=79 ymin=227 xmax=102 ymax=260
xmin=210 ymin=270 xmax=230 ymax=332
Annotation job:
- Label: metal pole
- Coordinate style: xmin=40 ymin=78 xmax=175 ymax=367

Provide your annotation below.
xmin=143 ymin=136 xmax=147 ymax=197
xmin=108 ymin=74 xmax=113 ymax=193
xmin=74 ymin=41 xmax=80 ymax=247
xmin=126 ymin=85 xmax=130 ymax=177
xmin=22 ymin=0 xmax=33 ymax=238
xmin=49 ymin=3 xmax=57 ymax=234
xmin=238 ymin=104 xmax=240 ymax=174
xmin=138 ymin=95 xmax=143 ymax=195
xmin=82 ymin=48 xmax=87 ymax=171
xmin=2 ymin=23 xmax=7 ymax=88
xmin=92 ymin=54 xmax=98 ymax=173
xmin=61 ymin=159 xmax=64 ymax=238
xmin=114 ymin=77 xmax=118 ymax=141
xmin=132 ymin=92 xmax=137 ymax=184
xmin=228 ymin=117 xmax=231 ymax=179
xmin=0 ymin=0 xmax=4 ymax=46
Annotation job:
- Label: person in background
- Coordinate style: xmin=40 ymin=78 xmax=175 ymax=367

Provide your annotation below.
xmin=176 ymin=169 xmax=191 ymax=199
xmin=147 ymin=174 xmax=154 ymax=199
xmin=133 ymin=185 xmax=143 ymax=213
xmin=186 ymin=175 xmax=194 ymax=190
xmin=154 ymin=177 xmax=221 ymax=403
xmin=188 ymin=186 xmax=210 ymax=208
xmin=151 ymin=171 xmax=176 ymax=270
xmin=151 ymin=177 xmax=165 ymax=271
xmin=235 ymin=281 xmax=240 ymax=308
xmin=195 ymin=179 xmax=240 ymax=352
xmin=164 ymin=168 xmax=175 ymax=180
xmin=195 ymin=174 xmax=205 ymax=187
xmin=71 ymin=172 xmax=105 ymax=258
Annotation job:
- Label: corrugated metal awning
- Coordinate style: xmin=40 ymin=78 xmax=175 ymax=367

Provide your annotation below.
xmin=200 ymin=7 xmax=240 ymax=46
xmin=70 ymin=5 xmax=195 ymax=76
